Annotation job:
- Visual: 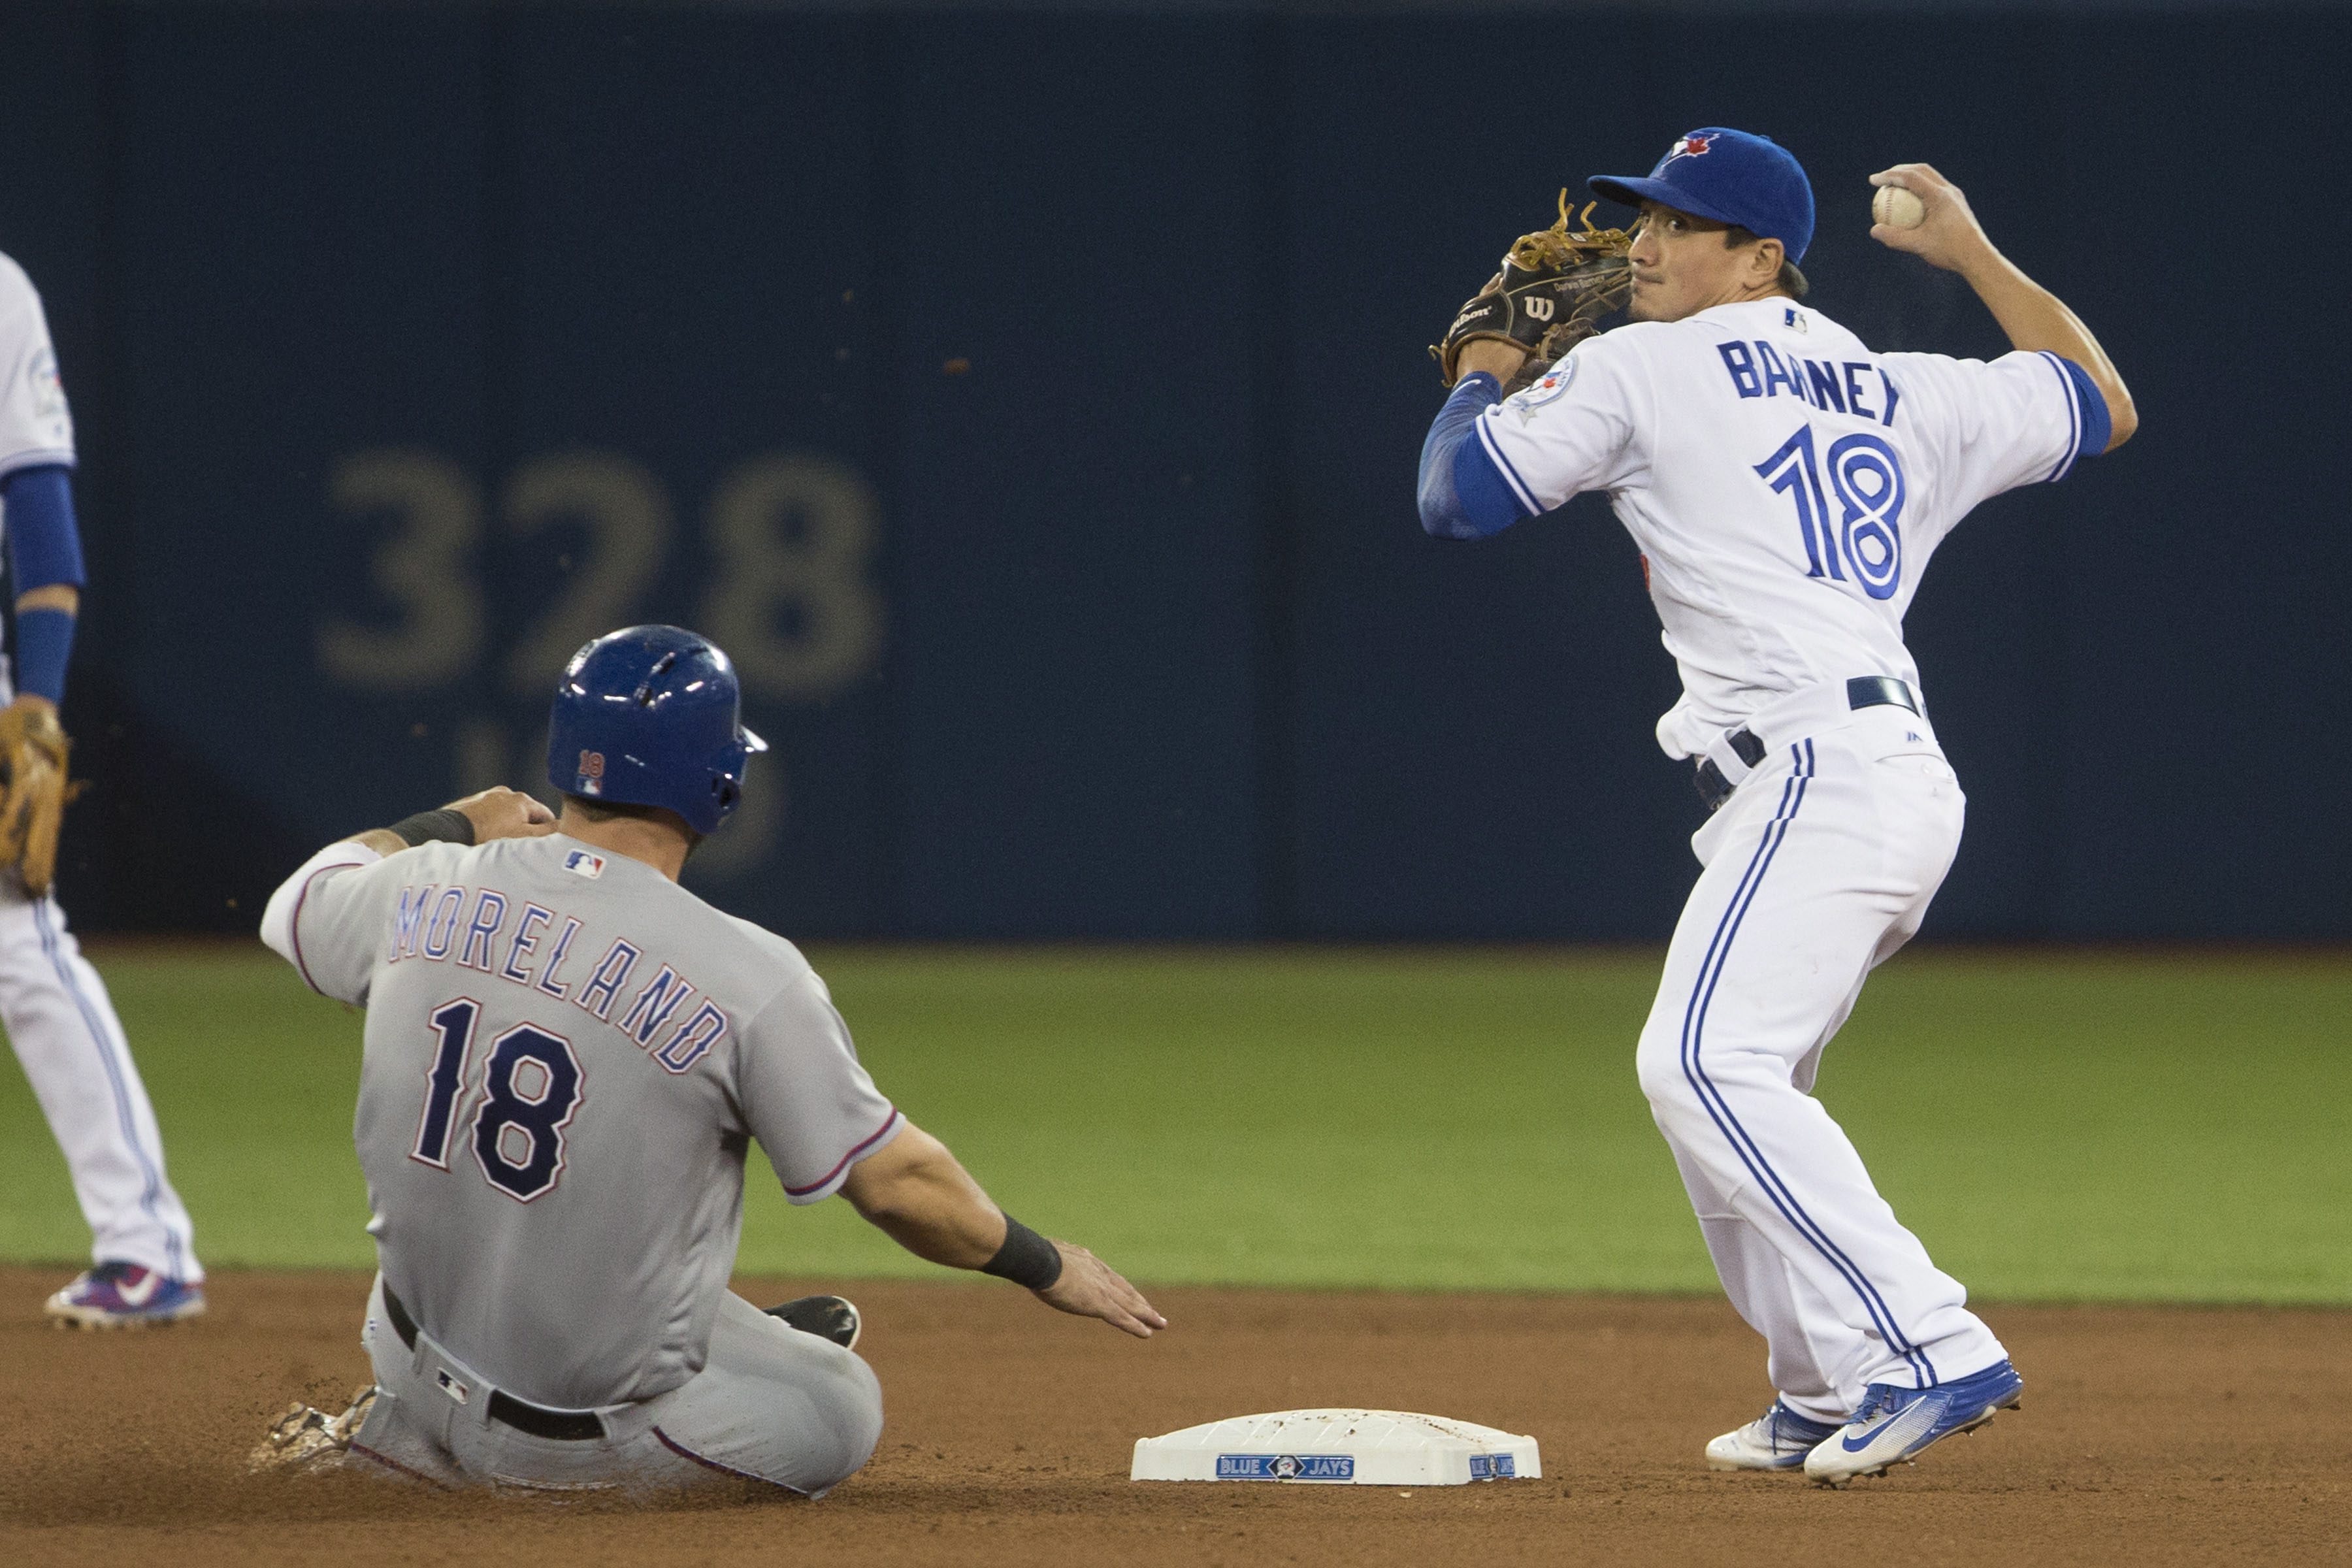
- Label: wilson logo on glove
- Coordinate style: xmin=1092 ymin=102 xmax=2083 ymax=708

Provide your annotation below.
xmin=1430 ymin=191 xmax=1631 ymax=388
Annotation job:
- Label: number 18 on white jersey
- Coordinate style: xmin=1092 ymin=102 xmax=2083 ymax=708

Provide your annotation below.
xmin=1463 ymin=299 xmax=2106 ymax=759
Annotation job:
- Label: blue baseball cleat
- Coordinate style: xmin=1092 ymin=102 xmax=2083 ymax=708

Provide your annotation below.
xmin=1803 ymin=1359 xmax=2023 ymax=1487
xmin=1705 ymin=1399 xmax=1846 ymax=1471
xmin=44 ymin=1262 xmax=206 ymax=1330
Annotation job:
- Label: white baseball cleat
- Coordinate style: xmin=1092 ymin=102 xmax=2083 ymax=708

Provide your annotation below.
xmin=1705 ymin=1399 xmax=1847 ymax=1471
xmin=1803 ymin=1360 xmax=2023 ymax=1488
xmin=250 ymin=1386 xmax=378 ymax=1473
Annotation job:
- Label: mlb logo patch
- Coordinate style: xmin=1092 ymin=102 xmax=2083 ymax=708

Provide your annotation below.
xmin=563 ymin=849 xmax=606 ymax=879
xmin=436 ymin=1369 xmax=470 ymax=1405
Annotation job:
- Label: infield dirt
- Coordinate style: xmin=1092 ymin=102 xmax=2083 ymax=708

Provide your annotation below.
xmin=1 ymin=1269 xmax=2342 ymax=1565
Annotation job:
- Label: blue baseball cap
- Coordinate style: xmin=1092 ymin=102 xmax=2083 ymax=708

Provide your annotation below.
xmin=1590 ymin=128 xmax=1816 ymax=264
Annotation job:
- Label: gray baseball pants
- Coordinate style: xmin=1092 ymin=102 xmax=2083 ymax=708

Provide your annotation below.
xmin=346 ymin=1274 xmax=883 ymax=1495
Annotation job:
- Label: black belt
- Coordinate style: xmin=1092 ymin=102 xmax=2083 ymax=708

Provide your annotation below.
xmin=382 ymin=1283 xmax=606 ymax=1442
xmin=1693 ymin=677 xmax=1921 ymax=815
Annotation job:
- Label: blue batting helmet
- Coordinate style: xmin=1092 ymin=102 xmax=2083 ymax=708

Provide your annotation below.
xmin=546 ymin=625 xmax=767 ymax=836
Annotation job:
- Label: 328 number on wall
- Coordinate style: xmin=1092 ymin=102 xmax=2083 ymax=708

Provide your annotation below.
xmin=317 ymin=449 xmax=883 ymax=700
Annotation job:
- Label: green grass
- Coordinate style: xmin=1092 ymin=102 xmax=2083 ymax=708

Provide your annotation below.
xmin=2 ymin=944 xmax=2345 ymax=1302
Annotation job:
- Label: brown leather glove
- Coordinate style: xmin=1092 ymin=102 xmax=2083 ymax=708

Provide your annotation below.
xmin=1430 ymin=191 xmax=1633 ymax=387
xmin=0 ymin=702 xmax=79 ymax=896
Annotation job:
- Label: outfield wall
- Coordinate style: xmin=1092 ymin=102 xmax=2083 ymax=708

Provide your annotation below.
xmin=1 ymin=2 xmax=2343 ymax=939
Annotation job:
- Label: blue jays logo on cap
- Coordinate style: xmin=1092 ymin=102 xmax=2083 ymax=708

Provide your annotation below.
xmin=1589 ymin=126 xmax=1816 ymax=264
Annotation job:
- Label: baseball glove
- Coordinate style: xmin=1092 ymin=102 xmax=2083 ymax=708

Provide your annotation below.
xmin=1430 ymin=191 xmax=1633 ymax=389
xmin=0 ymin=703 xmax=80 ymax=898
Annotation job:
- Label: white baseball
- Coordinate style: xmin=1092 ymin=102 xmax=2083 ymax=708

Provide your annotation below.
xmin=1872 ymin=184 xmax=1926 ymax=229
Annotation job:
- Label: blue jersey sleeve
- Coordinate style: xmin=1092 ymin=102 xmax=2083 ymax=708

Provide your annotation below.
xmin=1416 ymin=374 xmax=1539 ymax=541
xmin=2055 ymin=356 xmax=2113 ymax=461
xmin=3 ymin=464 xmax=87 ymax=589
xmin=1 ymin=464 xmax=84 ymax=704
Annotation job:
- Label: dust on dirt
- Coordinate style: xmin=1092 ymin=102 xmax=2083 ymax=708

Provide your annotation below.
xmin=1 ymin=1269 xmax=2342 ymax=1565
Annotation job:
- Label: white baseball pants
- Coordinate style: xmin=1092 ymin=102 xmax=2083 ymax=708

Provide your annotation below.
xmin=349 ymin=1275 xmax=884 ymax=1495
xmin=0 ymin=880 xmax=201 ymax=1282
xmin=1636 ymin=705 xmax=2005 ymax=1422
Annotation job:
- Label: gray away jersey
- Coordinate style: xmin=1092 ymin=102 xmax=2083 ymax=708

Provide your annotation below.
xmin=260 ymin=834 xmax=902 ymax=1410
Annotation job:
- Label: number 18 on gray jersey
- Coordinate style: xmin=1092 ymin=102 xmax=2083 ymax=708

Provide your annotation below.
xmin=262 ymin=833 xmax=902 ymax=1413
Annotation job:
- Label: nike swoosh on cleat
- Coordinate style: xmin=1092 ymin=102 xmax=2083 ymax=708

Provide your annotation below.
xmin=1840 ymin=1429 xmax=1882 ymax=1452
xmin=114 ymin=1273 xmax=161 ymax=1308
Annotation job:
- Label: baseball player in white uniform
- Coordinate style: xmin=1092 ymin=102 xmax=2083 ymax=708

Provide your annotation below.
xmin=255 ymin=625 xmax=1163 ymax=1494
xmin=1418 ymin=130 xmax=2134 ymax=1484
xmin=0 ymin=250 xmax=205 ymax=1328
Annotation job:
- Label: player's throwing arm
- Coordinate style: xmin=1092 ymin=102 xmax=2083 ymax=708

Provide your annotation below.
xmin=1866 ymin=161 xmax=2134 ymax=447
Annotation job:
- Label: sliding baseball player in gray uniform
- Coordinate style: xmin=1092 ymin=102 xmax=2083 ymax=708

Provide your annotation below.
xmin=257 ymin=625 xmax=1162 ymax=1494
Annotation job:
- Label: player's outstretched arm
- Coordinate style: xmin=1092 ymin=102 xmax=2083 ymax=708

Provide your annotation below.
xmin=1869 ymin=162 xmax=2137 ymax=451
xmin=841 ymin=1121 xmax=1168 ymax=1339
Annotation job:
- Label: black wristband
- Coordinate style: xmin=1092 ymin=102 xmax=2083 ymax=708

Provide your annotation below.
xmin=388 ymin=808 xmax=476 ymax=848
xmin=981 ymin=1216 xmax=1063 ymax=1291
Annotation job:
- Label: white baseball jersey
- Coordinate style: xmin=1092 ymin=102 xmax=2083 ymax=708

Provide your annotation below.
xmin=0 ymin=252 xmax=75 ymax=480
xmin=0 ymin=250 xmax=76 ymax=704
xmin=0 ymin=252 xmax=200 ymax=1298
xmin=1471 ymin=298 xmax=2098 ymax=759
xmin=261 ymin=834 xmax=902 ymax=1411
